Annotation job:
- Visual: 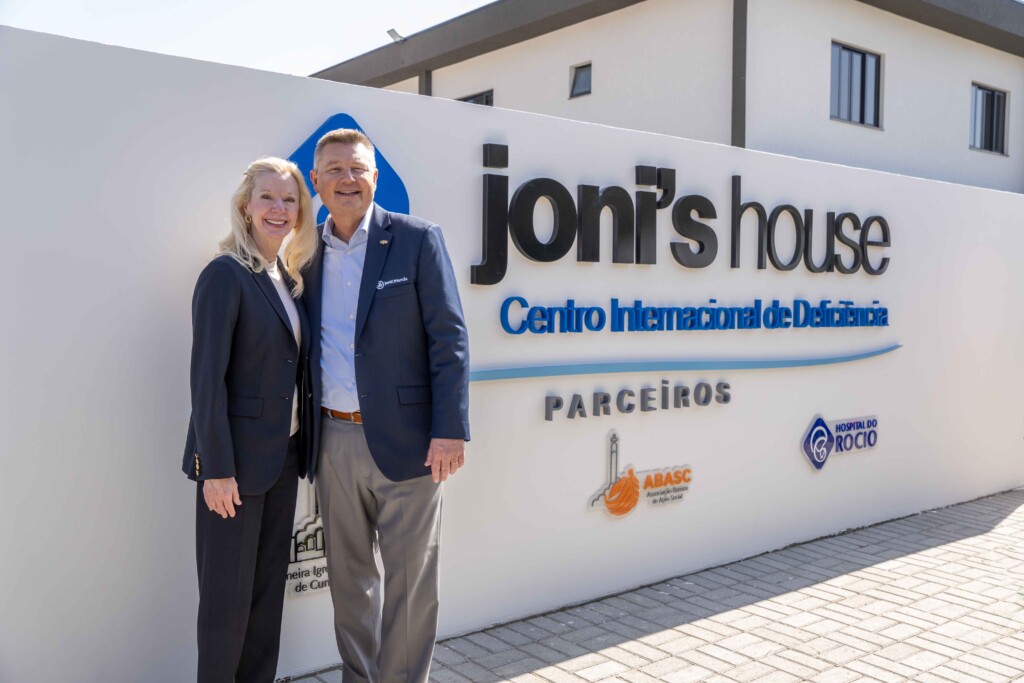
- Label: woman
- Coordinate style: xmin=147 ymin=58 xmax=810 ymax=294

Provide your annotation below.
xmin=182 ymin=157 xmax=318 ymax=682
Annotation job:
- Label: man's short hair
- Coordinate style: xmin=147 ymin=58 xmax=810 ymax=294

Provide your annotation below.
xmin=313 ymin=129 xmax=376 ymax=168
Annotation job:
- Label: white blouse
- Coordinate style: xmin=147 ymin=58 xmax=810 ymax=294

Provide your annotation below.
xmin=267 ymin=260 xmax=301 ymax=436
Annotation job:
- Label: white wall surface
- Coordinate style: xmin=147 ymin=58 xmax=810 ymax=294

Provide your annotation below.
xmin=386 ymin=76 xmax=419 ymax=94
xmin=417 ymin=0 xmax=734 ymax=143
xmin=2 ymin=25 xmax=1024 ymax=683
xmin=746 ymin=0 xmax=1024 ymax=193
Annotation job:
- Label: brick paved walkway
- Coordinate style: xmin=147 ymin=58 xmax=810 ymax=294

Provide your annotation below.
xmin=287 ymin=489 xmax=1024 ymax=683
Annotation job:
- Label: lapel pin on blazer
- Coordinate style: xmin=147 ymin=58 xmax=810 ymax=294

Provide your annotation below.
xmin=380 ymin=240 xmax=389 ymax=245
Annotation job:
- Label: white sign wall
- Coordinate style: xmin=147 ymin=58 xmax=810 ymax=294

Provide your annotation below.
xmin=1 ymin=26 xmax=1022 ymax=682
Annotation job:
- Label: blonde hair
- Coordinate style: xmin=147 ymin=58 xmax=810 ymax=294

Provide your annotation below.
xmin=218 ymin=157 xmax=317 ymax=295
xmin=313 ymin=128 xmax=376 ymax=169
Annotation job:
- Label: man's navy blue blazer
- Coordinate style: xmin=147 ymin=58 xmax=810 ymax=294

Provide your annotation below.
xmin=303 ymin=203 xmax=470 ymax=482
xmin=182 ymin=255 xmax=312 ymax=495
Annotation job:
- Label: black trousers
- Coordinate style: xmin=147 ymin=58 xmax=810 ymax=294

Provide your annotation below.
xmin=195 ymin=435 xmax=299 ymax=683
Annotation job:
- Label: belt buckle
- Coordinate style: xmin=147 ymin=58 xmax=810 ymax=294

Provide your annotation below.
xmin=323 ymin=407 xmax=361 ymax=424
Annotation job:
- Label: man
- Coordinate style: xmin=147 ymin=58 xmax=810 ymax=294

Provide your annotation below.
xmin=303 ymin=128 xmax=470 ymax=683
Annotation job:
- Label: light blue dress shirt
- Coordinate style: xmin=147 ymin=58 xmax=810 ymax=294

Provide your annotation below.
xmin=320 ymin=209 xmax=372 ymax=412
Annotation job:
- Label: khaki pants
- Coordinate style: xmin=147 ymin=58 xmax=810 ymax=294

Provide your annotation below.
xmin=317 ymin=416 xmax=442 ymax=683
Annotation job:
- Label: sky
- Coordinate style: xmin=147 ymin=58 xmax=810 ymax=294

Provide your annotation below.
xmin=0 ymin=0 xmax=496 ymax=76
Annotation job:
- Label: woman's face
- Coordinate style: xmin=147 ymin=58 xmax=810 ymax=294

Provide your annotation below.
xmin=245 ymin=172 xmax=300 ymax=248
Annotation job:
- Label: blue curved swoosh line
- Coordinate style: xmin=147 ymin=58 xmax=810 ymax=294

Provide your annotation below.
xmin=469 ymin=344 xmax=902 ymax=382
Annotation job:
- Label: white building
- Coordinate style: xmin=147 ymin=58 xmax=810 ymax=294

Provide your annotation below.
xmin=315 ymin=0 xmax=1024 ymax=193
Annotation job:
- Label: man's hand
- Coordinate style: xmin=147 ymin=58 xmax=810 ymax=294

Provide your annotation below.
xmin=203 ymin=477 xmax=242 ymax=518
xmin=425 ymin=438 xmax=466 ymax=483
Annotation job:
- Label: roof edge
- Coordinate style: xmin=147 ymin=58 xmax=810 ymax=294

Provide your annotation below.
xmin=311 ymin=0 xmax=647 ymax=86
xmin=313 ymin=0 xmax=1024 ymax=87
xmin=854 ymin=0 xmax=1024 ymax=58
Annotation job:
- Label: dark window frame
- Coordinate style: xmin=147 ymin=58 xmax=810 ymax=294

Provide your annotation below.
xmin=971 ymin=83 xmax=1008 ymax=155
xmin=830 ymin=42 xmax=882 ymax=128
xmin=458 ymin=90 xmax=494 ymax=106
xmin=570 ymin=63 xmax=592 ymax=99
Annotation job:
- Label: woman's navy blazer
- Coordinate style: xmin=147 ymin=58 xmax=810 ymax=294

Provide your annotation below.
xmin=182 ymin=255 xmax=311 ymax=495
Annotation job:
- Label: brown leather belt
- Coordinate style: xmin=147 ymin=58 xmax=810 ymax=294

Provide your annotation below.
xmin=321 ymin=407 xmax=363 ymax=424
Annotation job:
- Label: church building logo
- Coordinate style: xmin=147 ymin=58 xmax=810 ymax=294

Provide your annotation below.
xmin=287 ymin=484 xmax=329 ymax=595
xmin=291 ymin=489 xmax=324 ymax=564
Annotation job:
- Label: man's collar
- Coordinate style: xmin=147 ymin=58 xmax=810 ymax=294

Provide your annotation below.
xmin=323 ymin=205 xmax=374 ymax=247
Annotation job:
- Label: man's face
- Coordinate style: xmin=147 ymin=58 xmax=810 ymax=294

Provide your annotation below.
xmin=311 ymin=142 xmax=378 ymax=225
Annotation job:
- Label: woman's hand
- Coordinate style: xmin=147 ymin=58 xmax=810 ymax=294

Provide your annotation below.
xmin=203 ymin=477 xmax=242 ymax=519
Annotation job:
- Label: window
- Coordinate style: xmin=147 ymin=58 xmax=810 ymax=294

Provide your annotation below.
xmin=459 ymin=90 xmax=493 ymax=106
xmin=971 ymin=84 xmax=1007 ymax=154
xmin=570 ymin=63 xmax=592 ymax=98
xmin=830 ymin=43 xmax=881 ymax=127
